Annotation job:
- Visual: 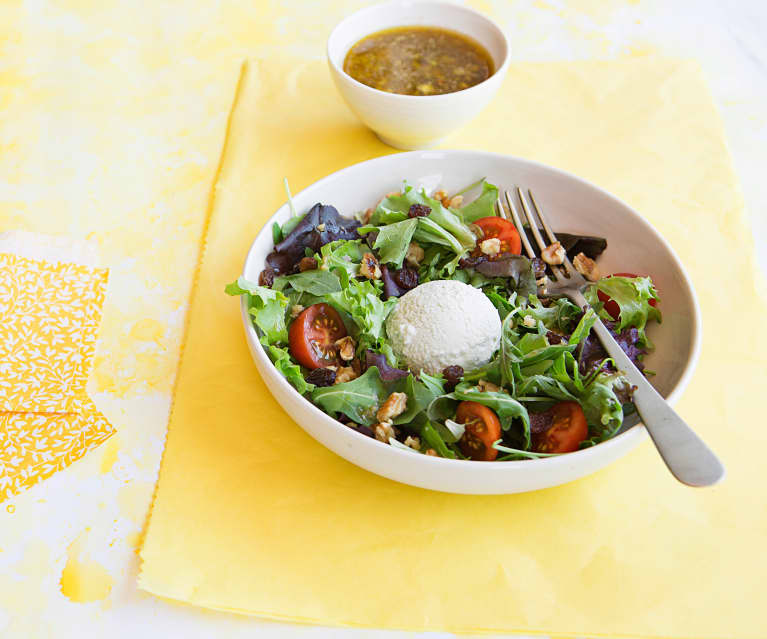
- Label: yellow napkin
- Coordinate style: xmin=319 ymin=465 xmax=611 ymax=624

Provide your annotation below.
xmin=0 ymin=245 xmax=113 ymax=502
xmin=139 ymin=57 xmax=766 ymax=638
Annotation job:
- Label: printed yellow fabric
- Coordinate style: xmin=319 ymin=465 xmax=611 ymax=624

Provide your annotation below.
xmin=0 ymin=253 xmax=108 ymax=413
xmin=0 ymin=252 xmax=113 ymax=502
xmin=0 ymin=399 xmax=113 ymax=502
xmin=139 ymin=57 xmax=766 ymax=638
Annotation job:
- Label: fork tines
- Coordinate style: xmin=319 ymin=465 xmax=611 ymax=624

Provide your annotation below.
xmin=495 ymin=188 xmax=576 ymax=282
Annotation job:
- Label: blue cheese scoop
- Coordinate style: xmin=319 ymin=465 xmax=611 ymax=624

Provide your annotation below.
xmin=385 ymin=280 xmax=502 ymax=375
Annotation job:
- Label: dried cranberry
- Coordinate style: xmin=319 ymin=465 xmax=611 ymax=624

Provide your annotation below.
xmin=305 ymin=367 xmax=336 ymax=387
xmin=408 ymin=203 xmax=431 ymax=218
xmin=258 ymin=268 xmax=275 ymax=287
xmin=392 ymin=266 xmax=419 ymax=290
xmin=442 ymin=365 xmax=464 ymax=390
xmin=546 ymin=331 xmax=566 ymax=345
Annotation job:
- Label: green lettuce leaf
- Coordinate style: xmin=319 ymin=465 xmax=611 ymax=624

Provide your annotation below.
xmin=225 ymin=276 xmax=288 ymax=344
xmin=274 ymin=269 xmax=342 ymax=295
xmin=319 ymin=239 xmax=363 ymax=278
xmin=260 ymin=338 xmax=313 ymax=394
xmin=458 ymin=180 xmax=499 ymax=223
xmin=371 ymin=218 xmax=418 ymax=267
xmin=585 ymin=275 xmax=661 ymax=345
xmin=326 ymin=276 xmax=397 ymax=350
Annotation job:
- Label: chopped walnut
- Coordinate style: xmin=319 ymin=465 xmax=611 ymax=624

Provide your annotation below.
xmin=404 ymin=435 xmax=421 ymax=450
xmin=433 ymin=189 xmax=449 ymax=206
xmin=425 ymin=448 xmax=438 ymax=456
xmin=359 ymin=252 xmax=382 ymax=280
xmin=290 ymin=304 xmax=305 ymax=319
xmin=374 ymin=422 xmax=396 ymax=443
xmin=522 ymin=314 xmax=536 ymax=328
xmin=334 ymin=366 xmax=358 ymax=384
xmin=468 ymin=223 xmax=485 ymax=240
xmin=316 ymin=223 xmax=326 ymax=232
xmin=480 ymin=238 xmax=501 ymax=257
xmin=298 ymin=256 xmax=318 ymax=272
xmin=573 ymin=252 xmax=601 ymax=281
xmin=477 ymin=379 xmax=502 ymax=393
xmin=541 ymin=241 xmax=565 ymax=266
xmin=376 ymin=392 xmax=408 ymax=423
xmin=448 ymin=194 xmax=463 ymax=208
xmin=405 ymin=242 xmax=425 ymax=267
xmin=334 ymin=336 xmax=356 ymax=361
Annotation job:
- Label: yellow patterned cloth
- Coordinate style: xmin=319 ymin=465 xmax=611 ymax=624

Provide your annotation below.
xmin=0 ymin=251 xmax=112 ymax=502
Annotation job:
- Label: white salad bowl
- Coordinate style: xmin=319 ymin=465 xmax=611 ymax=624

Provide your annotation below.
xmin=327 ymin=1 xmax=510 ymax=150
xmin=240 ymin=151 xmax=702 ymax=494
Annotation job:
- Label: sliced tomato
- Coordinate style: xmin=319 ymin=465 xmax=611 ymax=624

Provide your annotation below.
xmin=532 ymin=401 xmax=588 ymax=454
xmin=472 ymin=216 xmax=521 ymax=258
xmin=288 ymin=303 xmax=347 ymax=370
xmin=596 ymin=272 xmax=658 ymax=321
xmin=455 ymin=401 xmax=502 ymax=461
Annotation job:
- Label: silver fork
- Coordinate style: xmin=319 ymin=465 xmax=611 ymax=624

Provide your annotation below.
xmin=497 ymin=187 xmax=725 ymax=487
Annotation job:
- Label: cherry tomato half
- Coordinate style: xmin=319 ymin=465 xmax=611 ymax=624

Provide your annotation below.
xmin=532 ymin=401 xmax=588 ymax=454
xmin=596 ymin=272 xmax=658 ymax=321
xmin=455 ymin=401 xmax=502 ymax=461
xmin=288 ymin=303 xmax=347 ymax=370
xmin=473 ymin=216 xmax=522 ymax=258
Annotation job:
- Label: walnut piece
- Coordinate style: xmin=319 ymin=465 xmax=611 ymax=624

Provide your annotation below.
xmin=425 ymin=448 xmax=438 ymax=456
xmin=290 ymin=304 xmax=305 ymax=319
xmin=541 ymin=241 xmax=565 ymax=266
xmin=405 ymin=242 xmax=425 ymax=267
xmin=433 ymin=189 xmax=449 ymax=207
xmin=477 ymin=379 xmax=502 ymax=393
xmin=573 ymin=252 xmax=601 ymax=281
xmin=480 ymin=238 xmax=501 ymax=257
xmin=359 ymin=252 xmax=382 ymax=280
xmin=334 ymin=366 xmax=358 ymax=384
xmin=374 ymin=422 xmax=396 ymax=443
xmin=334 ymin=336 xmax=355 ymax=361
xmin=522 ymin=314 xmax=536 ymax=328
xmin=376 ymin=392 xmax=408 ymax=424
xmin=404 ymin=435 xmax=421 ymax=450
xmin=448 ymin=194 xmax=463 ymax=208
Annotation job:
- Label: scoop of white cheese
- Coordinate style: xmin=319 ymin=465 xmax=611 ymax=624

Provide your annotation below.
xmin=385 ymin=280 xmax=502 ymax=375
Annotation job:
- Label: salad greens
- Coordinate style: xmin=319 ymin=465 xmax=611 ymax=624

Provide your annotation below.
xmin=227 ymin=179 xmax=661 ymax=462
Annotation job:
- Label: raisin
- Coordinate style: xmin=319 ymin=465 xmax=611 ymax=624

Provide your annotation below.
xmin=305 ymin=367 xmax=336 ymax=387
xmin=392 ymin=266 xmax=419 ymax=290
xmin=258 ymin=268 xmax=275 ymax=287
xmin=298 ymin=256 xmax=318 ymax=272
xmin=442 ymin=365 xmax=464 ymax=390
xmin=546 ymin=331 xmax=566 ymax=345
xmin=408 ymin=203 xmax=431 ymax=218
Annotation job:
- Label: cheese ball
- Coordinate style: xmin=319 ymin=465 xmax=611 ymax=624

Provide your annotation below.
xmin=385 ymin=280 xmax=502 ymax=375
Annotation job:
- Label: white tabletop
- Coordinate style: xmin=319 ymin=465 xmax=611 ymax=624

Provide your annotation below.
xmin=1 ymin=1 xmax=765 ymax=637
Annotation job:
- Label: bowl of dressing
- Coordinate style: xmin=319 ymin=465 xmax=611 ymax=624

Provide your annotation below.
xmin=327 ymin=1 xmax=510 ymax=150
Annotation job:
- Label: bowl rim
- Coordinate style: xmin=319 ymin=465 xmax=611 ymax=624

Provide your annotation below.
xmin=326 ymin=0 xmax=511 ymax=102
xmin=241 ymin=149 xmax=703 ymax=474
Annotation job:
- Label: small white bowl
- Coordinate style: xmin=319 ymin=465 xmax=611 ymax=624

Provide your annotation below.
xmin=327 ymin=1 xmax=510 ymax=150
xmin=240 ymin=151 xmax=702 ymax=494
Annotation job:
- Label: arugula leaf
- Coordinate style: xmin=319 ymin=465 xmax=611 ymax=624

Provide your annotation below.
xmin=225 ymin=276 xmax=289 ymax=344
xmin=274 ymin=269 xmax=342 ymax=295
xmin=458 ymin=180 xmax=499 ymax=223
xmin=585 ymin=276 xmax=661 ymax=345
xmin=522 ymin=295 xmax=581 ymax=334
xmin=311 ymin=366 xmax=388 ymax=425
xmin=418 ymin=419 xmax=457 ymax=459
xmin=371 ymin=218 xmax=418 ymax=267
xmin=392 ymin=374 xmax=443 ymax=425
xmin=260 ymin=338 xmax=313 ymax=394
xmin=568 ymin=307 xmax=598 ymax=345
xmin=428 ymin=382 xmax=531 ymax=447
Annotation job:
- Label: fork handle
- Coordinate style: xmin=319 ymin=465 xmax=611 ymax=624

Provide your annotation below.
xmin=568 ymin=290 xmax=725 ymax=486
